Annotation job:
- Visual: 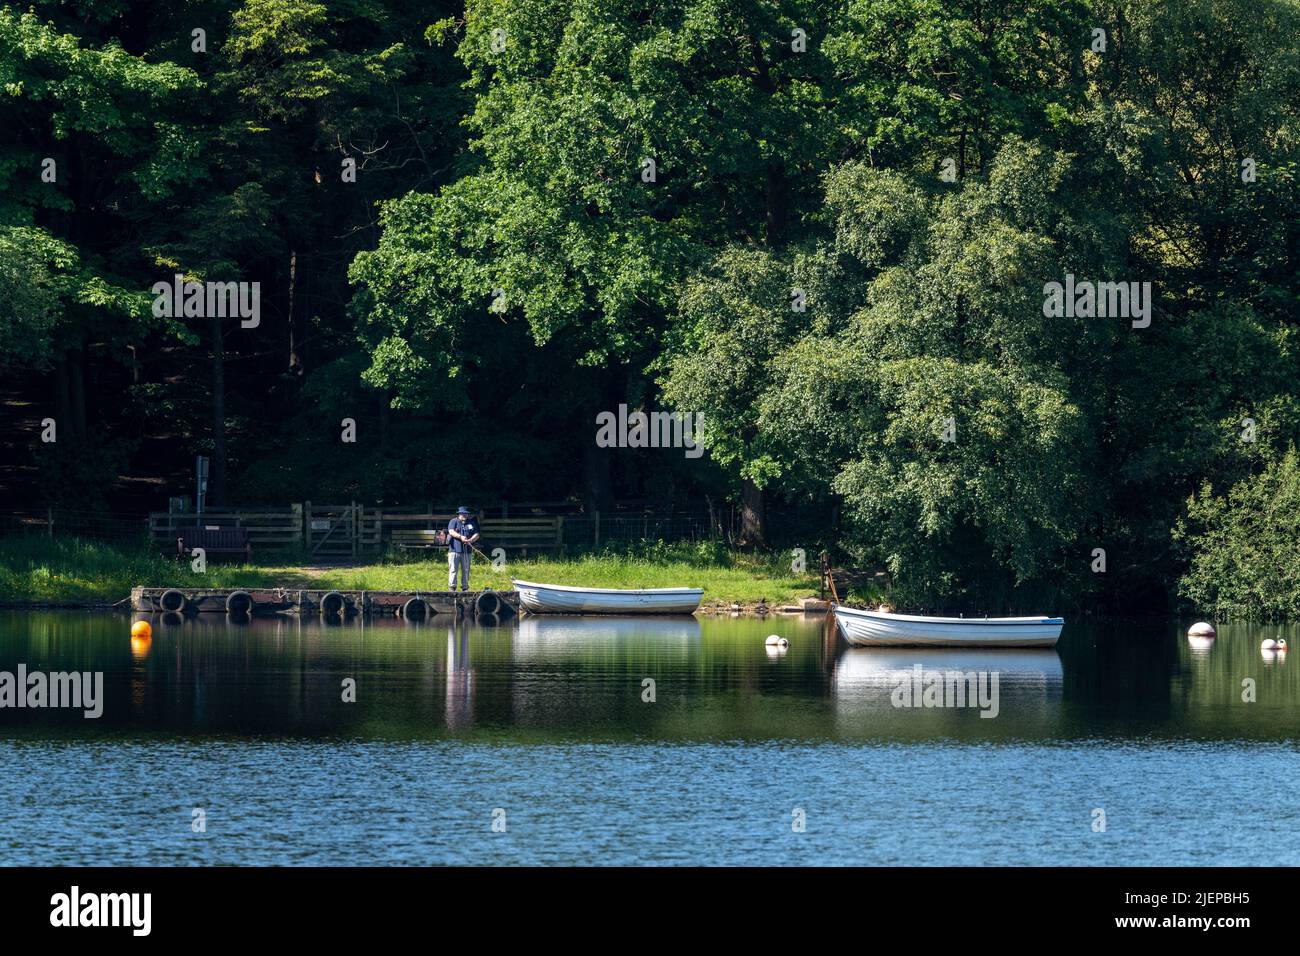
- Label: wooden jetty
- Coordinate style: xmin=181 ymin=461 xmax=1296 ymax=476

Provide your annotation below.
xmin=131 ymin=586 xmax=518 ymax=621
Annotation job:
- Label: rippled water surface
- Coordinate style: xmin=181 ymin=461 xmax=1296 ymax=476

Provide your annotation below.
xmin=1 ymin=610 xmax=1297 ymax=864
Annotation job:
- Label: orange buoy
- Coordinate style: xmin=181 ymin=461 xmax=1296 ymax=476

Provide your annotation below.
xmin=131 ymin=620 xmax=152 ymax=639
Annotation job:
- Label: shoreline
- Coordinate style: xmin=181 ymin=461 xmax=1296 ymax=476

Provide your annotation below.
xmin=0 ymin=537 xmax=843 ymax=613
xmin=0 ymin=596 xmax=832 ymax=617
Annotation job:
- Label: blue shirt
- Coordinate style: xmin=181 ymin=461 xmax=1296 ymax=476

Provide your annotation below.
xmin=447 ymin=517 xmax=477 ymax=553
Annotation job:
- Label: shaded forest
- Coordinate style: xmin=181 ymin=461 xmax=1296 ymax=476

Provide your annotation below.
xmin=3 ymin=0 xmax=1299 ymax=615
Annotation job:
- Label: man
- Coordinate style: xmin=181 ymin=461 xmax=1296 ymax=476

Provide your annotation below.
xmin=446 ymin=506 xmax=480 ymax=591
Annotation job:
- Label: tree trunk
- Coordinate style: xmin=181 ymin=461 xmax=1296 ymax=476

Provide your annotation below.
xmin=765 ymin=157 xmax=788 ymax=246
xmin=210 ymin=313 xmax=227 ymax=506
xmin=287 ymin=249 xmax=301 ymax=376
xmin=739 ymin=476 xmax=767 ymax=548
xmin=54 ymin=356 xmax=72 ymax=443
xmin=68 ymin=349 xmax=87 ymax=443
xmin=582 ymin=443 xmax=614 ymax=516
xmin=582 ymin=364 xmax=623 ymax=515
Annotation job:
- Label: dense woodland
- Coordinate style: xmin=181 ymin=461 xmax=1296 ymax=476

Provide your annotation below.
xmin=2 ymin=0 xmax=1299 ymax=616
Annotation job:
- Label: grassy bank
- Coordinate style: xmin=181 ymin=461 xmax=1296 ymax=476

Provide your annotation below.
xmin=0 ymin=535 xmax=851 ymax=607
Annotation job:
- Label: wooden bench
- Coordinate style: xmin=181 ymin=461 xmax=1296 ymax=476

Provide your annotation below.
xmin=174 ymin=526 xmax=251 ymax=561
xmin=391 ymin=528 xmax=449 ymax=551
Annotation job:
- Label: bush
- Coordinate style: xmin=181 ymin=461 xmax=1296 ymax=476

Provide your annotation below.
xmin=1175 ymin=448 xmax=1300 ymax=621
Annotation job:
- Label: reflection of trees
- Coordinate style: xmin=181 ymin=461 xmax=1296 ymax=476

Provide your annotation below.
xmin=1172 ymin=625 xmax=1300 ymax=736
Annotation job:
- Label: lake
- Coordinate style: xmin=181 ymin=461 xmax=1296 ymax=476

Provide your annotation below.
xmin=1 ymin=610 xmax=1297 ymax=865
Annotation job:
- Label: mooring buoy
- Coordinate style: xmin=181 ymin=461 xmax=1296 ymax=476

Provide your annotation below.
xmin=1187 ymin=621 xmax=1216 ymax=638
xmin=131 ymin=620 xmax=152 ymax=639
xmin=764 ymin=635 xmax=788 ymax=647
xmin=1261 ymin=638 xmax=1288 ymax=651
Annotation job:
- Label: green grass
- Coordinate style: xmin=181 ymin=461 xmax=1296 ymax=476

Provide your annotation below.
xmin=0 ymin=536 xmax=276 ymax=603
xmin=0 ymin=535 xmax=830 ymax=606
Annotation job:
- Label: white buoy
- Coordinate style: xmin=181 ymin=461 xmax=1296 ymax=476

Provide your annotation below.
xmin=1187 ymin=622 xmax=1216 ymax=638
xmin=1261 ymin=638 xmax=1288 ymax=651
xmin=764 ymin=635 xmax=788 ymax=647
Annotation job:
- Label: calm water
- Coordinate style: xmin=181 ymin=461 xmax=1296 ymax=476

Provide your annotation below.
xmin=1 ymin=610 xmax=1297 ymax=865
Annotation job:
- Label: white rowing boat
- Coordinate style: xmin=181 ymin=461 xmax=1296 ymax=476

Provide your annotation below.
xmin=512 ymin=579 xmax=704 ymax=615
xmin=833 ymin=605 xmax=1063 ymax=648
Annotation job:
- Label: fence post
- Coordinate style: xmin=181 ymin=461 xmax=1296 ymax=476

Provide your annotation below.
xmin=291 ymin=503 xmax=303 ymax=549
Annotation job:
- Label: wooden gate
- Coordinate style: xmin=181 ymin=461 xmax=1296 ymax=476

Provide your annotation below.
xmin=304 ymin=501 xmax=381 ymax=559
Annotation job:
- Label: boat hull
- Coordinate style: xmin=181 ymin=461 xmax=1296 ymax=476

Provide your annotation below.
xmin=512 ymin=580 xmax=703 ymax=615
xmin=834 ymin=606 xmax=1063 ymax=648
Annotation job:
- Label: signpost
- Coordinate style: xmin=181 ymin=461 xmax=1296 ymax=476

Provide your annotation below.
xmin=196 ymin=455 xmax=210 ymax=515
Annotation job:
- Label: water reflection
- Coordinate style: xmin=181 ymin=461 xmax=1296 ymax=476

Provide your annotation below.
xmin=832 ymin=647 xmax=1063 ymax=735
xmin=512 ymin=614 xmax=701 ymax=660
xmin=446 ymin=620 xmax=473 ymax=729
xmin=0 ymin=610 xmax=1295 ymax=742
xmin=2 ymin=610 xmax=1297 ymax=866
xmin=833 ymin=647 xmax=1064 ymax=691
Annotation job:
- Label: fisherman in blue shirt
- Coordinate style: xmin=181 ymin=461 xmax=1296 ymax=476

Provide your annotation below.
xmin=447 ymin=506 xmax=480 ymax=591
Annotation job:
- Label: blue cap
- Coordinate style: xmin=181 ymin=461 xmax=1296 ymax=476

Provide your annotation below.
xmin=457 ymin=505 xmax=470 ymax=515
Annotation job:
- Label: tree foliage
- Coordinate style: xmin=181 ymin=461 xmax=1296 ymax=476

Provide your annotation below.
xmin=4 ymin=0 xmax=1300 ymax=614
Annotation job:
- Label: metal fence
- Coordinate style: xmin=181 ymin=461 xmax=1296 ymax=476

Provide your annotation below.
xmin=0 ymin=508 xmax=151 ymax=544
xmin=560 ymin=513 xmax=713 ymax=549
xmin=0 ymin=504 xmax=722 ymax=557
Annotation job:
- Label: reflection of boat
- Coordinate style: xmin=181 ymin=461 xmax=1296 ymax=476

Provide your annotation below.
xmin=513 ymin=580 xmax=703 ymax=615
xmin=833 ymin=606 xmax=1063 ymax=647
xmin=832 ymin=648 xmax=1063 ymax=720
xmin=513 ymin=614 xmax=701 ymax=656
xmin=832 ymin=648 xmax=1063 ymax=687
xmin=512 ymin=615 xmax=700 ymax=663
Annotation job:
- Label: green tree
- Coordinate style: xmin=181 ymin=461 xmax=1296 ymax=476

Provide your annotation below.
xmin=1176 ymin=448 xmax=1300 ymax=621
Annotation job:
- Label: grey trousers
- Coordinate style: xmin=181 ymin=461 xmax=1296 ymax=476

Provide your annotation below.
xmin=448 ymin=550 xmax=471 ymax=590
